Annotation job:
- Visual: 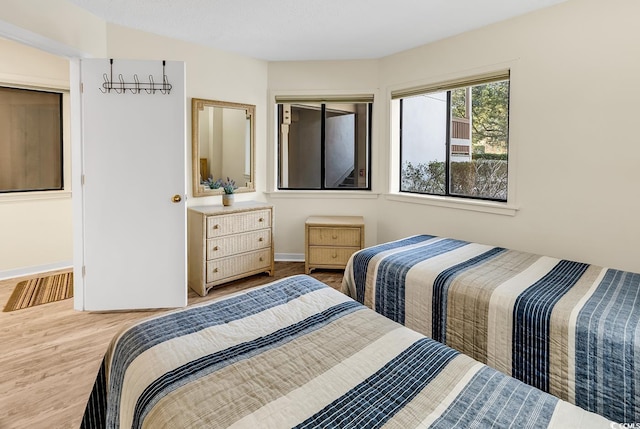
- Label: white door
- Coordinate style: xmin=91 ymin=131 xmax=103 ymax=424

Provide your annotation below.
xmin=77 ymin=59 xmax=187 ymax=311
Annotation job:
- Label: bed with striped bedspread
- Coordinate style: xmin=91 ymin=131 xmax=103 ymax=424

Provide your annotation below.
xmin=81 ymin=274 xmax=610 ymax=428
xmin=342 ymin=234 xmax=640 ymax=423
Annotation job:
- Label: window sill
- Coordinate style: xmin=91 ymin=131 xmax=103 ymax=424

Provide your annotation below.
xmin=0 ymin=190 xmax=72 ymax=203
xmin=265 ymin=190 xmax=380 ymax=200
xmin=385 ymin=192 xmax=518 ymax=216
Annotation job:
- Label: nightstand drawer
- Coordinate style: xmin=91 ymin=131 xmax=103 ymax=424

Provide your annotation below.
xmin=308 ymin=227 xmax=362 ymax=247
xmin=308 ymin=246 xmax=360 ymax=267
xmin=207 ymin=229 xmax=271 ymax=259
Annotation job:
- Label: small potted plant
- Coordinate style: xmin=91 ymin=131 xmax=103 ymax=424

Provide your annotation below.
xmin=203 ymin=177 xmax=222 ymax=190
xmin=220 ymin=177 xmax=237 ymax=206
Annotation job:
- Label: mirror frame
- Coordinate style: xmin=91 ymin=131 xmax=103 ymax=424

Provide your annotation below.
xmin=191 ymin=98 xmax=256 ymax=197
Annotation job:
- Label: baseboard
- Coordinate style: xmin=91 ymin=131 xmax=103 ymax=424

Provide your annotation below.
xmin=0 ymin=260 xmax=73 ymax=281
xmin=275 ymin=253 xmax=305 ymax=262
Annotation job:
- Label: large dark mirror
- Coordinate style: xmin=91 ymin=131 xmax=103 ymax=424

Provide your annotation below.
xmin=192 ymin=98 xmax=255 ymax=197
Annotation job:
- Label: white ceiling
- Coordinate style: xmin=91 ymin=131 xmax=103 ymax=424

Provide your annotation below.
xmin=67 ymin=0 xmax=566 ymax=61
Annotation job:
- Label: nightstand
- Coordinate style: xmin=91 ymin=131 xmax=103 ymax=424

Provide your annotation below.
xmin=305 ymin=216 xmax=365 ymax=274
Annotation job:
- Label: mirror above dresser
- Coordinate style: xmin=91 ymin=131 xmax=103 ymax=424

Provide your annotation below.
xmin=191 ymin=98 xmax=255 ymax=197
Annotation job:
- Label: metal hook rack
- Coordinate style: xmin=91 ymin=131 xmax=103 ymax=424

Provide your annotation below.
xmin=100 ymin=59 xmax=172 ymax=95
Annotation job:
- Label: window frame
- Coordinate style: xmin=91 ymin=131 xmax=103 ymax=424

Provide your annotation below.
xmin=395 ymin=71 xmax=510 ymax=203
xmin=275 ymin=95 xmax=373 ymax=192
xmin=0 ymin=85 xmax=65 ymax=194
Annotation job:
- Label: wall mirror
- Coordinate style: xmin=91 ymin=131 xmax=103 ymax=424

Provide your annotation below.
xmin=192 ymin=98 xmax=255 ymax=197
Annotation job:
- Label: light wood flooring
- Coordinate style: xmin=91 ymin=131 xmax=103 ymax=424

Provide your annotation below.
xmin=0 ymin=262 xmax=344 ymax=429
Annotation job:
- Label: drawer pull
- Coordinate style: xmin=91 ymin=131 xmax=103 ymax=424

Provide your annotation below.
xmin=213 ymin=246 xmax=219 ymax=251
xmin=332 ymin=253 xmax=338 ymax=259
xmin=259 ymin=217 xmax=264 ymax=222
xmin=258 ymin=237 xmax=264 ymax=242
xmin=213 ymin=224 xmax=220 ymax=230
xmin=332 ymin=234 xmax=338 ymax=239
xmin=212 ymin=268 xmax=219 ymax=273
xmin=259 ymin=257 xmax=264 ymax=262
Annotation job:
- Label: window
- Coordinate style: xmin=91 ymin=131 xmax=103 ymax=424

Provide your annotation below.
xmin=0 ymin=86 xmax=63 ymax=193
xmin=395 ymin=72 xmax=510 ymax=202
xmin=276 ymin=96 xmax=372 ymax=190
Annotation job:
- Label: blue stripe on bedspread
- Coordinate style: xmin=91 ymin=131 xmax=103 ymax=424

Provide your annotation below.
xmin=352 ymin=235 xmax=435 ymax=303
xmin=375 ymin=238 xmax=469 ymax=324
xmin=512 ymin=260 xmax=589 ymax=392
xmin=81 ymin=357 xmax=108 ymax=429
xmin=82 ymin=275 xmax=327 ymax=429
xmin=575 ymin=269 xmax=640 ymax=423
xmin=430 ymin=366 xmax=557 ymax=428
xmin=132 ymin=300 xmax=363 ymax=429
xmin=295 ymin=337 xmax=459 ymax=429
xmin=432 ymin=247 xmax=506 ymax=343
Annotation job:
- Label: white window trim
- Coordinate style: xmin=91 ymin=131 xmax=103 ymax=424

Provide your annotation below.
xmin=384 ymin=192 xmax=518 ymax=216
xmin=265 ymin=189 xmax=380 ymax=200
xmin=0 ymin=190 xmax=72 ymax=204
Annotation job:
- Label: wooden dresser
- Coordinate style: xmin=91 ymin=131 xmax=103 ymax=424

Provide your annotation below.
xmin=305 ymin=216 xmax=365 ymax=274
xmin=188 ymin=202 xmax=274 ymax=296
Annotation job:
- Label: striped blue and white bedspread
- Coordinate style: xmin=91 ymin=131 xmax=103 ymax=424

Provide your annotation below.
xmin=81 ymin=274 xmax=610 ymax=428
xmin=342 ymin=234 xmax=640 ymax=423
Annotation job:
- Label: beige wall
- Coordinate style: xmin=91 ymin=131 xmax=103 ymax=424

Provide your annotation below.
xmin=376 ymin=0 xmax=640 ymax=272
xmin=268 ymin=0 xmax=640 ymax=273
xmin=0 ymin=37 xmax=73 ymax=276
xmin=267 ymin=60 xmax=381 ymax=256
xmin=3 ymin=0 xmax=640 ymax=275
xmin=0 ymin=0 xmax=106 ymax=57
xmin=0 ymin=19 xmax=268 ymax=276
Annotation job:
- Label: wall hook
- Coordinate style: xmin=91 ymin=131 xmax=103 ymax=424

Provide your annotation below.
xmin=99 ymin=59 xmax=172 ymax=95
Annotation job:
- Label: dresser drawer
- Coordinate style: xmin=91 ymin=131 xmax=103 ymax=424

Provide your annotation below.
xmin=307 ymin=246 xmax=360 ymax=267
xmin=207 ymin=229 xmax=271 ymax=259
xmin=207 ymin=209 xmax=271 ymax=238
xmin=308 ymin=227 xmax=362 ymax=247
xmin=206 ymin=248 xmax=272 ymax=283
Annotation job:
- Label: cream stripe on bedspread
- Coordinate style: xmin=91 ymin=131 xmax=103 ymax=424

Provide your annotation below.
xmin=226 ymin=326 xmax=422 ymax=428
xmin=547 ymin=265 xmax=605 ymax=402
xmin=412 ymin=361 xmax=484 ymax=428
xmin=364 ymin=236 xmax=443 ymax=310
xmin=118 ymin=287 xmax=351 ymax=428
xmin=445 ymin=250 xmax=540 ymax=363
xmin=486 ymin=256 xmax=560 ymax=375
xmin=404 ymin=243 xmax=494 ymax=337
xmin=141 ymin=308 xmax=402 ymax=428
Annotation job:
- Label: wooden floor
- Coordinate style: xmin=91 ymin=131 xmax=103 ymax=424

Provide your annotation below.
xmin=0 ymin=262 xmax=345 ymax=429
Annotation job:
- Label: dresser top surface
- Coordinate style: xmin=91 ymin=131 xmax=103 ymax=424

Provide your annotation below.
xmin=305 ymin=215 xmax=364 ymax=227
xmin=189 ymin=201 xmax=272 ymax=216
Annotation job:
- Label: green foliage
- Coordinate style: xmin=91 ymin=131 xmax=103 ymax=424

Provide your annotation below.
xmin=401 ymin=161 xmax=445 ymax=194
xmin=451 ymin=88 xmax=467 ymax=119
xmin=401 ymin=160 xmax=507 ymax=200
xmin=472 ymin=153 xmax=508 ymax=161
xmin=471 ymin=81 xmax=509 ymax=148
